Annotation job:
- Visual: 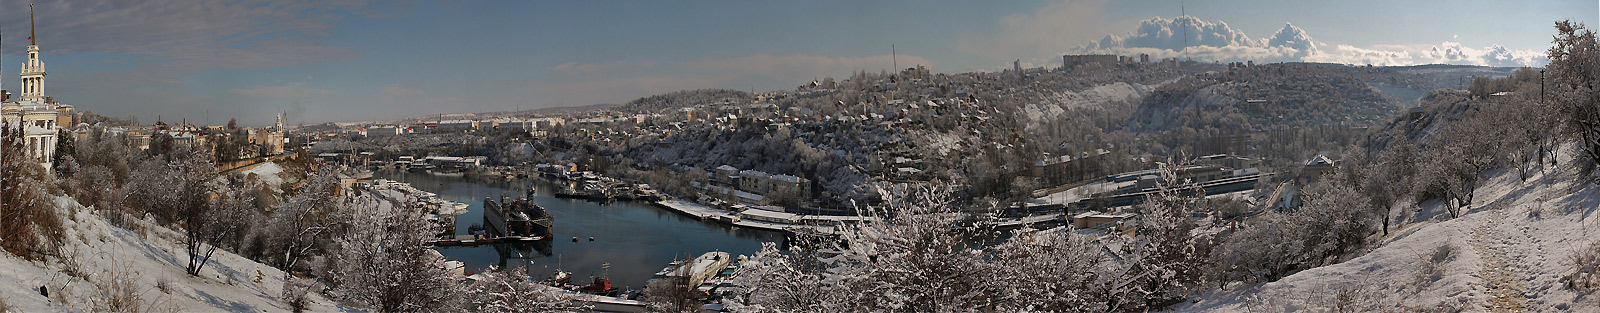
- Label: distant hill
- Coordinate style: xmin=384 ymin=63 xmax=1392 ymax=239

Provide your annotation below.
xmin=618 ymin=89 xmax=751 ymax=113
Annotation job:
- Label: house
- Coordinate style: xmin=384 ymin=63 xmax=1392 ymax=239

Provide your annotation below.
xmin=436 ymin=120 xmax=479 ymax=132
xmin=1301 ymin=154 xmax=1336 ymax=182
xmin=1071 ymin=211 xmax=1137 ymax=230
xmin=714 ymin=165 xmax=741 ymax=185
xmin=365 ymin=125 xmax=402 ymax=137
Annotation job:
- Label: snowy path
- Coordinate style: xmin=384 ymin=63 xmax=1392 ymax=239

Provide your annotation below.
xmin=1179 ymin=151 xmax=1600 ymax=312
xmin=1470 ymin=207 xmax=1527 ymax=312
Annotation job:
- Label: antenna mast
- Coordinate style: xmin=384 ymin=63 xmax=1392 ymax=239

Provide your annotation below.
xmin=892 ymin=44 xmax=897 ymax=73
xmin=1181 ymin=5 xmax=1188 ymax=62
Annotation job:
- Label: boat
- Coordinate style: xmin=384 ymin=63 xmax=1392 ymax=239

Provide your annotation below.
xmin=582 ymin=277 xmax=620 ymax=297
xmin=652 ymin=260 xmax=684 ymax=278
xmin=483 ymin=196 xmax=554 ymax=239
xmin=550 ymin=270 xmax=573 ymax=285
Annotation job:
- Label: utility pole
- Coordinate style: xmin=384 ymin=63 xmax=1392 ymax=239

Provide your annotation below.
xmin=1181 ymin=4 xmax=1189 ymax=62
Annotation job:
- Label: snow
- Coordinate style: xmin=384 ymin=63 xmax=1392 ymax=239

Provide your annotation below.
xmin=1049 ymin=82 xmax=1154 ymax=111
xmin=239 ymin=161 xmax=286 ymax=187
xmin=0 ymin=196 xmax=349 ymax=312
xmin=1180 ymin=145 xmax=1600 ymax=312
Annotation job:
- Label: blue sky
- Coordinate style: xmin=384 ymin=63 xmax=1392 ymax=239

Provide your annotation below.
xmin=1 ymin=0 xmax=1593 ymax=126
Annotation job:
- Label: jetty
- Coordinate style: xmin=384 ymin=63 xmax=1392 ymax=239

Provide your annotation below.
xmin=430 ymin=234 xmax=545 ymax=247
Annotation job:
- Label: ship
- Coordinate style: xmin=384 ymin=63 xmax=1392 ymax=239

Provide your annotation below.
xmin=483 ymin=195 xmax=553 ymax=240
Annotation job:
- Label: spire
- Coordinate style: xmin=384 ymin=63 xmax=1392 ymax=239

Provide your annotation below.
xmin=29 ymin=3 xmax=36 ymax=46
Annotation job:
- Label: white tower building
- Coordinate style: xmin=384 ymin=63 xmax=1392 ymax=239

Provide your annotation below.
xmin=19 ymin=5 xmax=45 ymax=103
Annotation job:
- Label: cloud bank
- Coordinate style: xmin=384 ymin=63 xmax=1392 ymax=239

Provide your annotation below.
xmin=1076 ymin=16 xmax=1545 ymax=67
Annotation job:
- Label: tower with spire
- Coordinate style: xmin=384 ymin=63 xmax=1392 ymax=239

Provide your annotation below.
xmin=20 ymin=3 xmax=46 ymax=103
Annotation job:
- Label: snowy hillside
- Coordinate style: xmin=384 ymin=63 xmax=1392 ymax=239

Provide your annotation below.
xmin=1180 ymin=147 xmax=1600 ymax=312
xmin=0 ymin=196 xmax=348 ymax=312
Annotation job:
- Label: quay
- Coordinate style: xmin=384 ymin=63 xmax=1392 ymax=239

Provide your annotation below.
xmin=653 ymin=199 xmax=849 ymax=234
xmin=430 ymin=234 xmax=546 ymax=247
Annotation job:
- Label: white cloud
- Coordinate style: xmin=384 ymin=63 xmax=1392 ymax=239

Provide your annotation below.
xmin=1304 ymin=42 xmax=1546 ymax=67
xmin=228 ymin=82 xmax=331 ymax=98
xmin=1266 ymin=23 xmax=1319 ymax=58
xmin=1072 ymin=15 xmax=1545 ymax=67
xmin=1089 ymin=16 xmax=1263 ymax=51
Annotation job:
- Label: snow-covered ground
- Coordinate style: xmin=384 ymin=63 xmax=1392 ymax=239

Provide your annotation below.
xmin=0 ymin=196 xmax=349 ymax=312
xmin=239 ymin=161 xmax=288 ymax=187
xmin=1180 ymin=152 xmax=1600 ymax=312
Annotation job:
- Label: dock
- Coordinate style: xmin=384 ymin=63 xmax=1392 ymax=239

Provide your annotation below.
xmin=430 ymin=234 xmax=546 ymax=247
xmin=653 ymin=200 xmax=844 ymax=234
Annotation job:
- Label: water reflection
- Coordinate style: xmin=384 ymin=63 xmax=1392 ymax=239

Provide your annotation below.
xmin=376 ymin=169 xmax=784 ymax=289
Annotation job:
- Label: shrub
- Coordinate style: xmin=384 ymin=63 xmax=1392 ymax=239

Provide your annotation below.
xmin=0 ymin=122 xmax=67 ymax=260
xmin=1565 ymin=240 xmax=1600 ymax=290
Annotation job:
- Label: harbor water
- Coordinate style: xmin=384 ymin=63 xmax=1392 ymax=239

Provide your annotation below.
xmin=375 ymin=169 xmax=784 ymax=290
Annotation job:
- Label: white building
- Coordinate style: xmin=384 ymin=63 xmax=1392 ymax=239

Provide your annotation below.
xmin=1 ymin=7 xmax=71 ymax=172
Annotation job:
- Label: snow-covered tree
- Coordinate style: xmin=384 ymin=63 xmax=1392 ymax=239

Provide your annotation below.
xmin=1106 ymin=165 xmax=1211 ymax=310
xmin=1368 ymin=142 xmax=1417 ymax=235
xmin=1423 ymin=113 xmax=1500 ymax=217
xmin=265 ymin=168 xmax=341 ymax=273
xmin=185 ymin=175 xmax=254 ymax=276
xmin=1212 ymin=174 xmax=1374 ymax=287
xmin=727 ymin=183 xmax=1004 ymax=312
xmin=461 ymin=266 xmax=590 ymax=312
xmin=1544 ymin=20 xmax=1600 ymax=174
xmin=987 ymin=227 xmax=1110 ymax=312
xmin=319 ymin=192 xmax=457 ymax=312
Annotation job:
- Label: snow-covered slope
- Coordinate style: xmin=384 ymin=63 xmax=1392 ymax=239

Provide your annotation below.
xmin=1181 ymin=148 xmax=1600 ymax=312
xmin=0 ymin=196 xmax=348 ymax=312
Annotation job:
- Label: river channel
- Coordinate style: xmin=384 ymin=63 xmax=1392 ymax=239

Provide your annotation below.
xmin=374 ymin=170 xmax=785 ymax=290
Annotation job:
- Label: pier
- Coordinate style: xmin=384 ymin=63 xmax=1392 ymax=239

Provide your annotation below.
xmin=430 ymin=234 xmax=547 ymax=247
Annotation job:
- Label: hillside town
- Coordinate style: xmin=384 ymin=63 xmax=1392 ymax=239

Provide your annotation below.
xmin=2 ymin=2 xmax=1599 ymax=313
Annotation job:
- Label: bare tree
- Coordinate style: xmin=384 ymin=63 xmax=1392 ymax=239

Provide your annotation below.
xmin=643 ymin=270 xmax=700 ymax=313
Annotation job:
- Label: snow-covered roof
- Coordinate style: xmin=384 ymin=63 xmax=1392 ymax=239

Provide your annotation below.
xmin=1306 ymin=154 xmax=1334 ymax=167
xmin=772 ymin=174 xmax=805 ymax=183
xmin=741 ymin=207 xmax=797 ymax=221
xmin=740 ymin=169 xmax=772 ymax=180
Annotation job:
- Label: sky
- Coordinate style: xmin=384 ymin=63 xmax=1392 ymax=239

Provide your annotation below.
xmin=0 ymin=0 xmax=1593 ymax=126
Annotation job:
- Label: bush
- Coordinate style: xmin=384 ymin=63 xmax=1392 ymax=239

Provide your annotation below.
xmin=1565 ymin=240 xmax=1600 ymax=290
xmin=96 ymin=264 xmax=146 ymax=313
xmin=282 ymin=276 xmax=314 ymax=313
xmin=0 ymin=122 xmax=66 ymax=260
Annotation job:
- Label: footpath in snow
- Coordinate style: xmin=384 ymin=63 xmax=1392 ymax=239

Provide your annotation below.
xmin=1180 ymin=161 xmax=1600 ymax=312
